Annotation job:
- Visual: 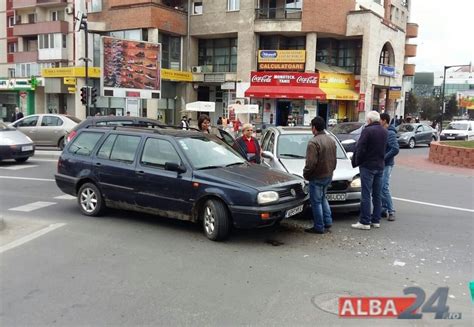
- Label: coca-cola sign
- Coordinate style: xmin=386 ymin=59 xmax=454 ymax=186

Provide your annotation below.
xmin=250 ymin=72 xmax=319 ymax=87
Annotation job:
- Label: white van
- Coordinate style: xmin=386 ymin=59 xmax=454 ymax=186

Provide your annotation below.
xmin=440 ymin=120 xmax=474 ymax=141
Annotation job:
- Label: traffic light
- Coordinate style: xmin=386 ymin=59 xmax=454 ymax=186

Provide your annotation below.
xmin=90 ymin=87 xmax=97 ymax=105
xmin=80 ymin=86 xmax=88 ymax=105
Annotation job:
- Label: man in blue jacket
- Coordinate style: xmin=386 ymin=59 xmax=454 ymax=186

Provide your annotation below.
xmin=351 ymin=111 xmax=388 ymax=230
xmin=380 ymin=113 xmax=399 ymax=221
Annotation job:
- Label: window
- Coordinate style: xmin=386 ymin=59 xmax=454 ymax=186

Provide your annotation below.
xmin=317 ymin=39 xmax=362 ymax=74
xmin=285 ymin=0 xmax=302 ymax=10
xmin=379 ymin=43 xmax=394 ymax=66
xmin=16 ymin=15 xmax=21 ymax=24
xmin=41 ymin=116 xmax=63 ymax=127
xmin=16 ymin=116 xmax=38 ymax=127
xmin=260 ymin=35 xmax=305 ymax=50
xmin=28 ymin=13 xmax=36 ymax=24
xmin=198 ymin=38 xmax=238 ymax=72
xmin=228 ymin=0 xmax=240 ymax=11
xmin=87 ymin=0 xmax=103 ymax=13
xmin=50 ymin=10 xmax=64 ymax=21
xmin=109 ymin=135 xmax=141 ymax=163
xmin=7 ymin=43 xmax=17 ymax=53
xmin=8 ymin=16 xmax=14 ymax=27
xmin=192 ymin=1 xmax=202 ymax=15
xmin=38 ymin=34 xmax=66 ymax=49
xmin=62 ymin=34 xmax=67 ymax=48
xmin=8 ymin=69 xmax=15 ymax=78
xmin=159 ymin=34 xmax=181 ymax=70
xmin=68 ymin=132 xmax=104 ymax=156
xmin=97 ymin=134 xmax=118 ymax=159
xmin=141 ymin=138 xmax=181 ymax=168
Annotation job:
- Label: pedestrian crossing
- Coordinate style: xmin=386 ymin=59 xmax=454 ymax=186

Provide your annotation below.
xmin=7 ymin=195 xmax=76 ymax=213
xmin=0 ymin=165 xmax=38 ymax=170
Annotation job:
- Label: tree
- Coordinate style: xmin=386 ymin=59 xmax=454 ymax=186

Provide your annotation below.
xmin=445 ymin=94 xmax=458 ymax=119
xmin=405 ymin=92 xmax=418 ymax=116
xmin=419 ymin=97 xmax=440 ymax=121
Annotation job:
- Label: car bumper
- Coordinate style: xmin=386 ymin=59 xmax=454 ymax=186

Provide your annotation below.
xmin=229 ymin=196 xmax=309 ymax=229
xmin=327 ymin=190 xmax=361 ymax=212
xmin=440 ymin=135 xmax=467 ymax=140
xmin=55 ymin=173 xmax=79 ymax=196
xmin=397 ymin=138 xmax=410 ymax=146
xmin=0 ymin=144 xmax=35 ymax=160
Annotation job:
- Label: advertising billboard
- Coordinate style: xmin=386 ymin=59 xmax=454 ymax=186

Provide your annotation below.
xmin=257 ymin=50 xmax=306 ymax=71
xmin=101 ymin=37 xmax=161 ymax=99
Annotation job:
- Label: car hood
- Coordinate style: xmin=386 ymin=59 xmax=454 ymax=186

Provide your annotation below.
xmin=193 ymin=163 xmax=301 ymax=190
xmin=0 ymin=129 xmax=33 ymax=146
xmin=396 ymin=131 xmax=414 ymax=137
xmin=279 ymin=158 xmax=359 ymax=181
xmin=441 ymin=129 xmax=467 ymax=134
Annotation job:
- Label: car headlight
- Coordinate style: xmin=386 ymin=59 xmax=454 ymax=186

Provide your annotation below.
xmin=303 ymin=182 xmax=309 ymax=195
xmin=257 ymin=191 xmax=279 ymax=205
xmin=400 ymin=135 xmax=408 ymax=139
xmin=350 ymin=177 xmax=361 ymax=188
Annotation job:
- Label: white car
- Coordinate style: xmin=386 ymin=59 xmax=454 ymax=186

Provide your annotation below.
xmin=440 ymin=121 xmax=474 ymax=141
xmin=260 ymin=126 xmax=361 ymax=212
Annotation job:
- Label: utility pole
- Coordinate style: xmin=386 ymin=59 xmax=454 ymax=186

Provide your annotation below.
xmin=76 ymin=12 xmax=90 ymax=117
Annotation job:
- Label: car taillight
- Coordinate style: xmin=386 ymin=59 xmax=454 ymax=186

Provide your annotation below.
xmin=66 ymin=130 xmax=77 ymax=143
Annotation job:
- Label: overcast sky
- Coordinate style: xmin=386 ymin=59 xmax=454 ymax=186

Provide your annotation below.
xmin=410 ymin=0 xmax=474 ymax=73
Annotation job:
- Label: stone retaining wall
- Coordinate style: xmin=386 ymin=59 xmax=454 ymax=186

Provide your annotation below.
xmin=428 ymin=142 xmax=474 ymax=169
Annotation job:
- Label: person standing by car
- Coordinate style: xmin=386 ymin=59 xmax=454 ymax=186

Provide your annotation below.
xmin=351 ymin=111 xmax=388 ymax=230
xmin=303 ymin=117 xmax=337 ymax=234
xmin=197 ymin=114 xmax=211 ymax=133
xmin=179 ymin=115 xmax=189 ymax=130
xmin=380 ymin=113 xmax=399 ymax=221
xmin=12 ymin=107 xmax=23 ymax=122
xmin=236 ymin=123 xmax=261 ymax=164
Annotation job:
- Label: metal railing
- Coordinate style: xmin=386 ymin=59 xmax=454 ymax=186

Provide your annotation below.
xmin=255 ymin=7 xmax=302 ymax=20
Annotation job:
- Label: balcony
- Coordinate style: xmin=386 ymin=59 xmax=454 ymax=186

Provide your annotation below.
xmin=13 ymin=51 xmax=38 ymax=63
xmin=38 ymin=48 xmax=68 ymax=61
xmin=13 ymin=0 xmax=67 ymax=9
xmin=404 ymin=63 xmax=416 ymax=76
xmin=406 ymin=23 xmax=418 ymax=38
xmin=109 ymin=0 xmax=187 ymax=12
xmin=405 ymin=44 xmax=417 ymax=57
xmin=255 ymin=7 xmax=302 ymax=20
xmin=13 ymin=21 xmax=69 ymax=37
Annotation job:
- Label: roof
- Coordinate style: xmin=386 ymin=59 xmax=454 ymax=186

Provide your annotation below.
xmin=85 ymin=125 xmax=214 ymax=138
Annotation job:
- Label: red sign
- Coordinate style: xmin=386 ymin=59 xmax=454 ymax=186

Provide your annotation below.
xmin=258 ymin=63 xmax=305 ymax=71
xmin=126 ymin=91 xmax=140 ymax=98
xmin=250 ymin=72 xmax=319 ymax=87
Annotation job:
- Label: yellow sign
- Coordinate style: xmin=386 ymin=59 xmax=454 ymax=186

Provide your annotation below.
xmin=161 ymin=69 xmax=193 ymax=82
xmin=258 ymin=50 xmax=306 ymax=63
xmin=459 ymin=95 xmax=474 ymax=110
xmin=64 ymin=77 xmax=76 ymax=85
xmin=42 ymin=67 xmax=101 ymax=78
xmin=389 ymin=91 xmax=401 ymax=100
xmin=321 ymin=88 xmax=359 ymax=101
xmin=67 ymin=87 xmax=76 ymax=93
xmin=319 ymin=72 xmax=355 ymax=90
xmin=258 ymin=63 xmax=305 ymax=71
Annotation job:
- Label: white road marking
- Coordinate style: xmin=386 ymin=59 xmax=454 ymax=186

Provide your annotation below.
xmin=0 ymin=176 xmax=54 ymax=182
xmin=0 ymin=165 xmax=38 ymax=170
xmin=9 ymin=201 xmax=57 ymax=212
xmin=393 ymin=197 xmax=474 ymax=213
xmin=0 ymin=223 xmax=66 ymax=254
xmin=54 ymin=194 xmax=76 ymax=200
xmin=31 ymin=158 xmax=58 ymax=162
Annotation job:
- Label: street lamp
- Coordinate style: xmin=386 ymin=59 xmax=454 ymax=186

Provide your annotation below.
xmin=440 ymin=63 xmax=471 ymax=132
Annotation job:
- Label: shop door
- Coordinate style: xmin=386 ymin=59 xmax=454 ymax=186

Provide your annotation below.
xmin=317 ymin=103 xmax=329 ymax=128
xmin=276 ymin=101 xmax=291 ymax=126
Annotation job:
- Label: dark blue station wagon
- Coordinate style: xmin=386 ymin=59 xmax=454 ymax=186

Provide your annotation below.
xmin=55 ymin=127 xmax=308 ymax=241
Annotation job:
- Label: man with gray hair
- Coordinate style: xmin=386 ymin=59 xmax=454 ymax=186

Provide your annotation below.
xmin=351 ymin=111 xmax=388 ymax=230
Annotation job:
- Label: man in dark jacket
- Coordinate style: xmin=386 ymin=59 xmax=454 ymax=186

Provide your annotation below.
xmin=12 ymin=107 xmax=24 ymax=122
xmin=380 ymin=113 xmax=399 ymax=221
xmin=351 ymin=111 xmax=388 ymax=230
xmin=303 ymin=116 xmax=337 ymax=234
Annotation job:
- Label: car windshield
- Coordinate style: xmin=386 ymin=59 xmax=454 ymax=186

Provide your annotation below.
xmin=178 ymin=136 xmax=246 ymax=169
xmin=446 ymin=122 xmax=468 ymax=130
xmin=277 ymin=133 xmax=346 ymax=160
xmin=330 ymin=123 xmax=363 ymax=134
xmin=0 ymin=122 xmax=13 ymax=130
xmin=398 ymin=124 xmax=415 ymax=132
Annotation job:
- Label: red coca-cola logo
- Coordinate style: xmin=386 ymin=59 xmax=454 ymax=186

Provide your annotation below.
xmin=251 ymin=74 xmax=272 ymax=83
xmin=296 ymin=76 xmax=317 ymax=84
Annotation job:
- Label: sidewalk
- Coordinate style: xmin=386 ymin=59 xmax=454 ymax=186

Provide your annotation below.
xmin=396 ymin=154 xmax=474 ymax=176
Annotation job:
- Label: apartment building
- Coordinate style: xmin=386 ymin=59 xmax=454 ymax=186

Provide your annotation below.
xmin=189 ymin=0 xmax=418 ymax=124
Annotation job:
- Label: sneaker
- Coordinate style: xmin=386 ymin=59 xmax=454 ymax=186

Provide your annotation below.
xmin=388 ymin=213 xmax=396 ymax=221
xmin=371 ymin=223 xmax=381 ymax=228
xmin=304 ymin=228 xmax=325 ymax=234
xmin=324 ymin=225 xmax=332 ymax=229
xmin=351 ymin=222 xmax=371 ymax=230
xmin=381 ymin=211 xmax=389 ymax=219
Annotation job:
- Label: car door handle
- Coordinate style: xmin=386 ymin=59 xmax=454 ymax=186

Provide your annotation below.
xmin=136 ymin=170 xmax=145 ymax=176
xmin=95 ymin=162 xmax=102 ymax=166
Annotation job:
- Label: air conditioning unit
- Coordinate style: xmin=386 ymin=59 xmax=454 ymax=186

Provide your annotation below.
xmin=65 ymin=6 xmax=73 ymax=15
xmin=192 ymin=66 xmax=202 ymax=73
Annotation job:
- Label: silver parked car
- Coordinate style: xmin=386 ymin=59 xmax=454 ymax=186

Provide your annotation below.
xmin=9 ymin=114 xmax=81 ymax=149
xmin=0 ymin=121 xmax=35 ymax=162
xmin=260 ymin=127 xmax=361 ymax=212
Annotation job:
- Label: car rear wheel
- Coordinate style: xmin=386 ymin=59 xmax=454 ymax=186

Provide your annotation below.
xmin=202 ymin=199 xmax=230 ymax=241
xmin=78 ymin=183 xmax=104 ymax=216
xmin=15 ymin=157 xmax=29 ymax=163
xmin=58 ymin=137 xmax=65 ymax=150
xmin=408 ymin=138 xmax=416 ymax=149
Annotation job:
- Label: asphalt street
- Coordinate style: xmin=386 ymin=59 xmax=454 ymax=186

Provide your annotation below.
xmin=0 ymin=146 xmax=472 ymax=326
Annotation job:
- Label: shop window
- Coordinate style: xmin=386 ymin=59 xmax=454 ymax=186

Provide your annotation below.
xmin=198 ymin=38 xmax=237 ymax=72
xmin=192 ymin=2 xmax=203 ymax=15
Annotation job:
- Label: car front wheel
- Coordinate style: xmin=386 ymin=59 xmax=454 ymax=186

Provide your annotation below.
xmin=15 ymin=157 xmax=29 ymax=163
xmin=202 ymin=199 xmax=230 ymax=241
xmin=78 ymin=183 xmax=104 ymax=216
xmin=408 ymin=138 xmax=416 ymax=149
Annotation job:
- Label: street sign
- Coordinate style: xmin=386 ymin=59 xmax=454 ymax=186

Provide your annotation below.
xmin=64 ymin=77 xmax=76 ymax=85
xmin=68 ymin=87 xmax=77 ymax=94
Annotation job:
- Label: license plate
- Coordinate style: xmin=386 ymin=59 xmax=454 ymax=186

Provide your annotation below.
xmin=22 ymin=145 xmax=33 ymax=152
xmin=285 ymin=205 xmax=304 ymax=218
xmin=327 ymin=193 xmax=347 ymax=201
xmin=446 ymin=136 xmax=455 ymax=140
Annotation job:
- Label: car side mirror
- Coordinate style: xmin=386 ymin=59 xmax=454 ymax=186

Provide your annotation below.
xmin=261 ymin=151 xmax=275 ymax=161
xmin=415 ymin=130 xmax=421 ymax=134
xmin=164 ymin=162 xmax=186 ymax=174
xmin=346 ymin=152 xmax=354 ymax=160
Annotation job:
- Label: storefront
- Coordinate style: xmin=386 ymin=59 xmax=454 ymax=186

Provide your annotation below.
xmin=244 ymin=72 xmax=325 ymax=126
xmin=0 ymin=78 xmax=42 ymax=122
xmin=160 ymin=69 xmax=193 ymax=124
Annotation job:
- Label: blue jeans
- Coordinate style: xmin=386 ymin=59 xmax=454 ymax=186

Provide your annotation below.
xmin=359 ymin=167 xmax=383 ymax=225
xmin=381 ymin=165 xmax=395 ymax=215
xmin=309 ymin=177 xmax=333 ymax=232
